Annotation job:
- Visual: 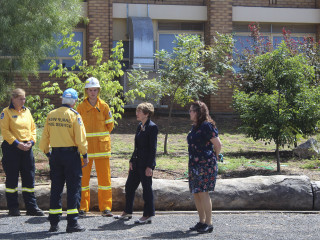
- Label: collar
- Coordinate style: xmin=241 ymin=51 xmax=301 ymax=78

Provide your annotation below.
xmin=9 ymin=101 xmax=26 ymax=110
xmin=61 ymin=104 xmax=71 ymax=108
xmin=85 ymin=97 xmax=100 ymax=108
xmin=141 ymin=118 xmax=151 ymax=127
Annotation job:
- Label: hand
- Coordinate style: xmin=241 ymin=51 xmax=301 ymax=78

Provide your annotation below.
xmin=129 ymin=162 xmax=133 ymax=171
xmin=17 ymin=142 xmax=30 ymax=151
xmin=25 ymin=141 xmax=32 ymax=150
xmin=82 ymin=157 xmax=89 ymax=168
xmin=145 ymin=167 xmax=153 ymax=177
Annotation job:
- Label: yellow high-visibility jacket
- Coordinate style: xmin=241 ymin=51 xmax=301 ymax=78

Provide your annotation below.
xmin=39 ymin=106 xmax=87 ymax=156
xmin=77 ymin=97 xmax=114 ymax=159
xmin=0 ymin=105 xmax=36 ymax=145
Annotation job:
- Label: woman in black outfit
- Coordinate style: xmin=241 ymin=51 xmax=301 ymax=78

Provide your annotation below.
xmin=114 ymin=102 xmax=158 ymax=223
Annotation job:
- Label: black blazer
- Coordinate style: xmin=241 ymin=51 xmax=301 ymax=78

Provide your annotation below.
xmin=130 ymin=119 xmax=158 ymax=169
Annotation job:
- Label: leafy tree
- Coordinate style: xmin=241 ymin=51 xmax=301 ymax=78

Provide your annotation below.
xmin=0 ymin=0 xmax=84 ymax=102
xmin=38 ymin=31 xmax=143 ymax=125
xmin=128 ymin=33 xmax=234 ymax=154
xmin=233 ymin=41 xmax=320 ymax=172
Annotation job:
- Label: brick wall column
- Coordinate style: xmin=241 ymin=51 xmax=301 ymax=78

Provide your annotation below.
xmin=205 ymin=0 xmax=233 ymax=113
xmin=87 ymin=0 xmax=113 ymax=65
xmin=316 ymin=0 xmax=320 ymax=42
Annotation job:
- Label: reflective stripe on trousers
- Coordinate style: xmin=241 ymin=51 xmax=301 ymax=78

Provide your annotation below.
xmin=86 ymin=131 xmax=110 ymax=137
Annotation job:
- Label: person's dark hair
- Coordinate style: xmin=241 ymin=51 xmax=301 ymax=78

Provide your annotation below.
xmin=190 ymin=101 xmax=216 ymax=128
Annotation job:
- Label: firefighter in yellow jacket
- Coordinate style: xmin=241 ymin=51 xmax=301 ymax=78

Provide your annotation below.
xmin=77 ymin=77 xmax=114 ymax=217
xmin=39 ymin=88 xmax=88 ymax=233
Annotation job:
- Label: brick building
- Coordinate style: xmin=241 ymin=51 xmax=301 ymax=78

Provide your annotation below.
xmin=16 ymin=0 xmax=320 ymax=114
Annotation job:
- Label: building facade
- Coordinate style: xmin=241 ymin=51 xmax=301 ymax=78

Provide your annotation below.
xmin=16 ymin=0 xmax=320 ymax=114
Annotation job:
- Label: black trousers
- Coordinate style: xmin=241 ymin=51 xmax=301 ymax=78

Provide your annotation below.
xmin=49 ymin=148 xmax=82 ymax=226
xmin=1 ymin=140 xmax=38 ymax=211
xmin=124 ymin=164 xmax=155 ymax=217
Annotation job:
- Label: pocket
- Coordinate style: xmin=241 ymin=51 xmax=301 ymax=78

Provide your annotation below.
xmin=99 ymin=136 xmax=111 ymax=152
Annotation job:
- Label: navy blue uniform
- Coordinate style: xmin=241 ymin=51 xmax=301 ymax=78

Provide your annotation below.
xmin=0 ymin=103 xmax=39 ymax=212
xmin=125 ymin=119 xmax=158 ymax=217
xmin=39 ymin=104 xmax=88 ymax=227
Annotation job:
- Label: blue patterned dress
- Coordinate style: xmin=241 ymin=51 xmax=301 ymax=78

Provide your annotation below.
xmin=187 ymin=121 xmax=218 ymax=193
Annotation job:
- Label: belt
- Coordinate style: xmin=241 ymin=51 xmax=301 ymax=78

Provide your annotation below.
xmin=52 ymin=147 xmax=78 ymax=152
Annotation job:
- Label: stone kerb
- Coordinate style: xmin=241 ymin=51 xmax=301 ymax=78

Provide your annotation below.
xmin=0 ymin=175 xmax=319 ymax=211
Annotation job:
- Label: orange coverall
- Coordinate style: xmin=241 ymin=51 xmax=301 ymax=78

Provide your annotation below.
xmin=77 ymin=97 xmax=114 ymax=212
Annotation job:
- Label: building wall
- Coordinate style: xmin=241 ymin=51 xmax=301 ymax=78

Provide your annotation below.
xmin=234 ymin=0 xmax=316 ymax=8
xmin=114 ymin=0 xmax=205 ymax=6
xmin=12 ymin=0 xmax=320 ymax=114
xmin=14 ymin=74 xmax=67 ymax=107
xmin=205 ymin=0 xmax=233 ymax=113
xmin=87 ymin=0 xmax=113 ymax=64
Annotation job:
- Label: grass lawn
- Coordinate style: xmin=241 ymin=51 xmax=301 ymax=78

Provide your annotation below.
xmin=1 ymin=115 xmax=320 ymax=182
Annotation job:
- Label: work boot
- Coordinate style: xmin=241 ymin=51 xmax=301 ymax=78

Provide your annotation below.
xmin=78 ymin=210 xmax=86 ymax=218
xmin=66 ymin=223 xmax=86 ymax=233
xmin=49 ymin=225 xmax=59 ymax=232
xmin=26 ymin=208 xmax=45 ymax=216
xmin=8 ymin=208 xmax=21 ymax=216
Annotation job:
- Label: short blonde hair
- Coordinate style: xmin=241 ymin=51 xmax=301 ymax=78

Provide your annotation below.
xmin=11 ymin=88 xmax=25 ymax=99
xmin=136 ymin=102 xmax=154 ymax=118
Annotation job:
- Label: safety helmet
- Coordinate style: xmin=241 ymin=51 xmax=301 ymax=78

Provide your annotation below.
xmin=85 ymin=77 xmax=100 ymax=88
xmin=62 ymin=88 xmax=78 ymax=99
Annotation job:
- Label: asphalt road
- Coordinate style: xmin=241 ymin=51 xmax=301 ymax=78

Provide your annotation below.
xmin=0 ymin=211 xmax=320 ymax=240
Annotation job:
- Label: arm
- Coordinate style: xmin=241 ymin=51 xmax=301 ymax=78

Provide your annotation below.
xmin=210 ymin=136 xmax=222 ymax=157
xmin=130 ymin=125 xmax=140 ymax=163
xmin=0 ymin=109 xmax=16 ymax=145
xmin=104 ymin=104 xmax=114 ymax=133
xmin=74 ymin=114 xmax=88 ymax=158
xmin=146 ymin=124 xmax=158 ymax=169
xmin=39 ymin=117 xmax=50 ymax=155
xmin=26 ymin=111 xmax=36 ymax=150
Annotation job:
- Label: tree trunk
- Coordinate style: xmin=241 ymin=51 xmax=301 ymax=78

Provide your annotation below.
xmin=276 ymin=143 xmax=281 ymax=172
xmin=164 ymin=98 xmax=174 ymax=155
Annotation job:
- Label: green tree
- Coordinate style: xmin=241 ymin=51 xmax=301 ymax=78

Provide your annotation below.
xmin=39 ymin=31 xmax=143 ymax=125
xmin=233 ymin=42 xmax=320 ymax=172
xmin=0 ymin=0 xmax=84 ymax=102
xmin=128 ymin=33 xmax=234 ymax=154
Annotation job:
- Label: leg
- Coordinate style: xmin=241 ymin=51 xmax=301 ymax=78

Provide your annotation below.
xmin=80 ymin=158 xmax=93 ymax=212
xmin=140 ymin=168 xmax=155 ymax=217
xmin=124 ymin=167 xmax=141 ymax=214
xmin=198 ymin=192 xmax=212 ymax=225
xmin=48 ymin=153 xmax=65 ymax=226
xmin=193 ymin=193 xmax=206 ymax=224
xmin=95 ymin=157 xmax=112 ymax=212
xmin=1 ymin=141 xmax=20 ymax=211
xmin=20 ymin=148 xmax=38 ymax=211
xmin=64 ymin=150 xmax=82 ymax=227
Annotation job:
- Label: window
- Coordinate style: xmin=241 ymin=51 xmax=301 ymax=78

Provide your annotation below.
xmin=233 ymin=23 xmax=316 ymax=72
xmin=157 ymin=21 xmax=204 ymax=66
xmin=39 ymin=30 xmax=85 ymax=72
xmin=112 ymin=40 xmax=130 ymax=70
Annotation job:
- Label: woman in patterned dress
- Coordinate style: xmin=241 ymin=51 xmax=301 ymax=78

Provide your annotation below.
xmin=187 ymin=101 xmax=222 ymax=234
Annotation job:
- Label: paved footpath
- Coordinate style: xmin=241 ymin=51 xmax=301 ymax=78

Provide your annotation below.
xmin=0 ymin=211 xmax=320 ymax=240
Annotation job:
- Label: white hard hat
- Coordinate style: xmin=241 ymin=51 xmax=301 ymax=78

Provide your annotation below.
xmin=85 ymin=77 xmax=100 ymax=88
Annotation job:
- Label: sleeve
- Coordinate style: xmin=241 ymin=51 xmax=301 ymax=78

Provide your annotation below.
xmin=74 ymin=114 xmax=88 ymax=157
xmin=0 ymin=109 xmax=16 ymax=145
xmin=39 ymin=116 xmax=50 ymax=154
xmin=130 ymin=125 xmax=140 ymax=162
xmin=146 ymin=124 xmax=158 ymax=168
xmin=29 ymin=110 xmax=36 ymax=143
xmin=202 ymin=122 xmax=219 ymax=142
xmin=104 ymin=104 xmax=114 ymax=133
